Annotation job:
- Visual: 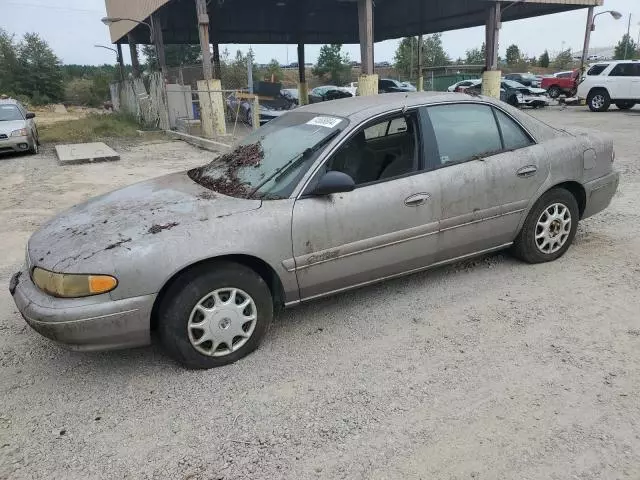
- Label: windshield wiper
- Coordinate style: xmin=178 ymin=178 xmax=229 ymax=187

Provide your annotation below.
xmin=249 ymin=129 xmax=341 ymax=198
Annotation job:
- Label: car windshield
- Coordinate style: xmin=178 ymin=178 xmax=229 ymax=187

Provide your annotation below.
xmin=189 ymin=112 xmax=348 ymax=199
xmin=0 ymin=104 xmax=23 ymax=121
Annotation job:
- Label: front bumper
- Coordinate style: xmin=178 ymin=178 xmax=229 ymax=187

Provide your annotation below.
xmin=582 ymin=170 xmax=620 ymax=219
xmin=9 ymin=266 xmax=155 ymax=351
xmin=520 ymin=95 xmax=550 ymax=107
xmin=0 ymin=135 xmax=33 ymax=154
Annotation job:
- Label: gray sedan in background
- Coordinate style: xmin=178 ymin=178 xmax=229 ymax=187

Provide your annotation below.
xmin=10 ymin=92 xmax=619 ymax=369
xmin=0 ymin=98 xmax=39 ymax=155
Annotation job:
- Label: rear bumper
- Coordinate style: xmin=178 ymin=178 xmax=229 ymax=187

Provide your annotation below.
xmin=0 ymin=135 xmax=34 ymax=154
xmin=10 ymin=267 xmax=154 ymax=351
xmin=582 ymin=170 xmax=620 ymax=219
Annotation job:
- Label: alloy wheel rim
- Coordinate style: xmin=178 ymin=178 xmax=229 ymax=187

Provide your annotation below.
xmin=535 ymin=202 xmax=572 ymax=254
xmin=187 ymin=287 xmax=257 ymax=357
xmin=592 ymin=95 xmax=604 ymax=109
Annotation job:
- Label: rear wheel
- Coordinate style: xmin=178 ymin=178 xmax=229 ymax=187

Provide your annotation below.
xmin=158 ymin=261 xmax=273 ymax=369
xmin=615 ymin=101 xmax=635 ymax=110
xmin=547 ymin=86 xmax=561 ymax=98
xmin=587 ymin=89 xmax=610 ymax=112
xmin=513 ymin=188 xmax=579 ymax=264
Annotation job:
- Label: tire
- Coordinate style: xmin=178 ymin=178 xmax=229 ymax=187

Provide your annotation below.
xmin=28 ymin=140 xmax=38 ymax=155
xmin=512 ymin=188 xmax=579 ymax=264
xmin=158 ymin=261 xmax=273 ymax=369
xmin=547 ymin=86 xmax=561 ymax=98
xmin=507 ymin=95 xmax=519 ymax=107
xmin=615 ymin=102 xmax=635 ymax=110
xmin=587 ymin=89 xmax=610 ymax=112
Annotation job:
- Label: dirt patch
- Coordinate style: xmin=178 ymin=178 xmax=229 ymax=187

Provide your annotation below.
xmin=148 ymin=222 xmax=179 ymax=234
xmin=104 ymin=237 xmax=131 ymax=250
xmin=188 ymin=143 xmax=263 ymax=198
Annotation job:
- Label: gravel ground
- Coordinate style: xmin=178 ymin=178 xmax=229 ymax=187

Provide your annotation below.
xmin=1 ymin=107 xmax=639 ymax=480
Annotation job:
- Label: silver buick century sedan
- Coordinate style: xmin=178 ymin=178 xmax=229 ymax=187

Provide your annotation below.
xmin=10 ymin=92 xmax=619 ymax=369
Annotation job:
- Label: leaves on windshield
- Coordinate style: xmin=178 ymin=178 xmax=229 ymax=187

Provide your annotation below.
xmin=188 ymin=143 xmax=264 ymax=197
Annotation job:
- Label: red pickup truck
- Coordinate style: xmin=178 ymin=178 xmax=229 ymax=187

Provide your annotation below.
xmin=541 ymin=70 xmax=580 ymax=98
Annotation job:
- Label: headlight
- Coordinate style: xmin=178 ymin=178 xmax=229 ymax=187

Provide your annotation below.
xmin=10 ymin=128 xmax=28 ymax=137
xmin=31 ymin=267 xmax=117 ymax=298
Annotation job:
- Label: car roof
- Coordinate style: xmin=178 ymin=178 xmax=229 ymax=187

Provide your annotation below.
xmin=295 ymin=91 xmax=507 ymax=122
xmin=595 ymin=60 xmax=638 ymax=65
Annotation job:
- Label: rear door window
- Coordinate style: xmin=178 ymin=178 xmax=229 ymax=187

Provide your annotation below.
xmin=609 ymin=63 xmax=636 ymax=77
xmin=427 ymin=104 xmax=502 ymax=166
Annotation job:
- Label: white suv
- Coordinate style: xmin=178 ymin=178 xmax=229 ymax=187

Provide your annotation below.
xmin=577 ymin=60 xmax=640 ymax=112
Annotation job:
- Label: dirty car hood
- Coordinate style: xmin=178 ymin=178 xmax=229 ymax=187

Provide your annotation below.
xmin=28 ymin=171 xmax=261 ymax=273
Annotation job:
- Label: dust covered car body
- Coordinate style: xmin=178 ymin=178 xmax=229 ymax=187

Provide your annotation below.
xmin=10 ymin=92 xmax=618 ymax=368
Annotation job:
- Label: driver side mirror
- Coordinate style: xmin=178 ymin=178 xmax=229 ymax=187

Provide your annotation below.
xmin=25 ymin=112 xmax=36 ymax=119
xmin=310 ymin=171 xmax=355 ymax=196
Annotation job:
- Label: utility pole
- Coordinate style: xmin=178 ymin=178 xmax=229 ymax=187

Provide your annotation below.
xmin=580 ymin=7 xmax=594 ymax=73
xmin=624 ymin=13 xmax=632 ymax=60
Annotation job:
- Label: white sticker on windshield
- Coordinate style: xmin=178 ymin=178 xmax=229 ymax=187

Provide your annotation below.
xmin=306 ymin=116 xmax=341 ymax=128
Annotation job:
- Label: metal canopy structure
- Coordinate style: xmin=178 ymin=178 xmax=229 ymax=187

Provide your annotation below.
xmin=108 ymin=0 xmax=602 ymax=45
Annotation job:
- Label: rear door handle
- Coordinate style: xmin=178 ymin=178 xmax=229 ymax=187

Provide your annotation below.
xmin=517 ymin=165 xmax=537 ymax=178
xmin=405 ymin=193 xmax=430 ymax=207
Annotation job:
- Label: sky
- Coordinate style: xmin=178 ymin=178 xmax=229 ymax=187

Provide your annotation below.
xmin=1 ymin=0 xmax=638 ymax=66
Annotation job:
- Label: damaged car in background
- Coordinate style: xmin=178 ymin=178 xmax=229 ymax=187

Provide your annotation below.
xmin=466 ymin=79 xmax=550 ymax=108
xmin=226 ymin=90 xmax=296 ymax=125
xmin=10 ymin=92 xmax=618 ymax=369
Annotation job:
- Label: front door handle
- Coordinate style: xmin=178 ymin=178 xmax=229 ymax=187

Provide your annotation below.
xmin=404 ymin=193 xmax=431 ymax=207
xmin=517 ymin=165 xmax=538 ymax=178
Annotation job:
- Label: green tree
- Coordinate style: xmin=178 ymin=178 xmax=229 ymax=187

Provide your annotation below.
xmin=553 ymin=49 xmax=573 ymax=69
xmin=262 ymin=59 xmax=284 ymax=82
xmin=142 ymin=44 xmax=201 ymax=70
xmin=219 ymin=48 xmax=259 ymax=90
xmin=422 ymin=33 xmax=450 ymax=68
xmin=465 ymin=43 xmax=485 ymax=65
xmin=505 ymin=44 xmax=521 ymax=66
xmin=313 ymin=44 xmax=351 ymax=85
xmin=394 ymin=34 xmax=450 ymax=79
xmin=0 ymin=29 xmax=19 ymax=95
xmin=614 ymin=34 xmax=639 ymax=60
xmin=539 ymin=50 xmax=550 ymax=68
xmin=16 ymin=33 xmax=63 ymax=103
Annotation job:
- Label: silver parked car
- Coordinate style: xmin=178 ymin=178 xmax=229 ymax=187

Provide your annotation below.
xmin=10 ymin=92 xmax=619 ymax=369
xmin=0 ymin=98 xmax=39 ymax=155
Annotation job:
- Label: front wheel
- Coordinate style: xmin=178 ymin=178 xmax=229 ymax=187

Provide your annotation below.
xmin=587 ymin=89 xmax=610 ymax=112
xmin=28 ymin=140 xmax=38 ymax=155
xmin=547 ymin=86 xmax=561 ymax=98
xmin=512 ymin=188 xmax=579 ymax=264
xmin=158 ymin=261 xmax=273 ymax=369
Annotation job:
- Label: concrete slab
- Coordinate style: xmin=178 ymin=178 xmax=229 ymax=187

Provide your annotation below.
xmin=55 ymin=142 xmax=120 ymax=165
